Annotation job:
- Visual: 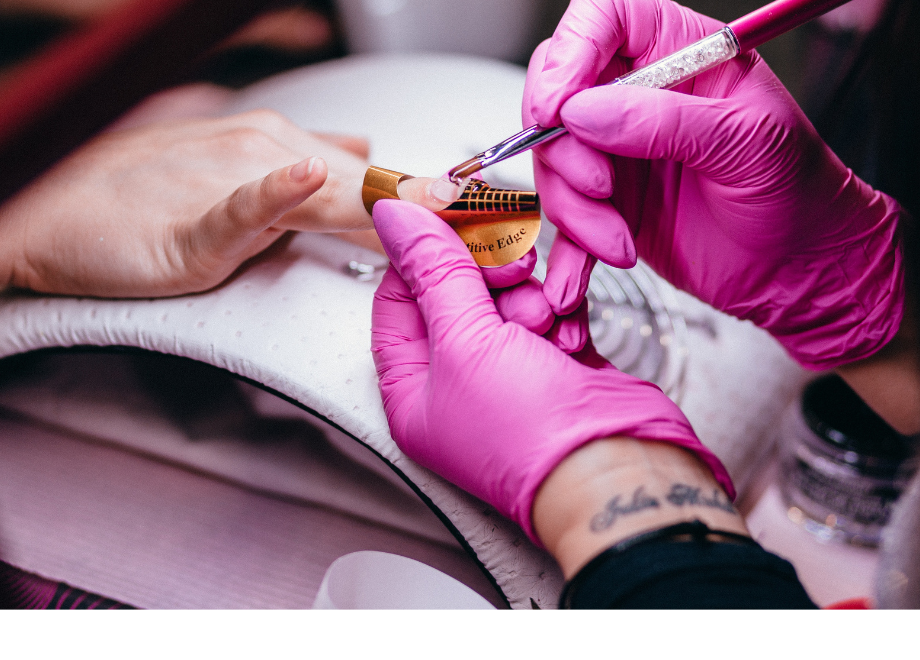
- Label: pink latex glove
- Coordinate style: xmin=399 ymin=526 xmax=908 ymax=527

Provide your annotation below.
xmin=432 ymin=173 xmax=587 ymax=352
xmin=525 ymin=0 xmax=904 ymax=370
xmin=486 ymin=249 xmax=588 ymax=351
xmin=370 ymin=199 xmax=733 ymax=543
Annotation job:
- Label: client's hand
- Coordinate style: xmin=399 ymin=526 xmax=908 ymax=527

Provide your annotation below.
xmin=370 ymin=199 xmax=733 ymax=543
xmin=0 ymin=111 xmax=450 ymax=298
xmin=524 ymin=0 xmax=904 ymax=370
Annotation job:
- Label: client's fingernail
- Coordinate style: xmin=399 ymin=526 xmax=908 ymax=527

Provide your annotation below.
xmin=290 ymin=156 xmax=316 ymax=182
xmin=429 ymin=178 xmax=462 ymax=204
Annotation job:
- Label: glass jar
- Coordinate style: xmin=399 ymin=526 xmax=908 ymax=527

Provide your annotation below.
xmin=778 ymin=374 xmax=918 ymax=546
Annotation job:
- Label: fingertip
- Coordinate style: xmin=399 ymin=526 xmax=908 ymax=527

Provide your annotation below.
xmin=544 ymin=234 xmax=596 ymax=315
xmin=428 ymin=178 xmax=463 ymax=205
xmin=534 ymin=161 xmax=636 ymax=271
xmin=493 ymin=276 xmax=555 ymax=335
xmin=289 ymin=156 xmax=315 ymax=182
xmin=481 ymin=247 xmax=537 ymax=289
xmin=546 ymin=300 xmax=590 ymax=354
xmin=371 ymin=198 xmax=422 ymax=255
xmin=280 ymin=157 xmax=327 ymax=210
xmin=602 ymin=234 xmax=638 ymax=270
xmin=395 ymin=176 xmax=463 ymax=212
xmin=558 ymin=89 xmax=598 ymax=133
xmin=372 ymin=197 xmax=436 ymax=228
xmin=289 ymin=156 xmax=326 ymax=184
xmin=220 ymin=156 xmax=328 ymax=239
xmin=275 ymin=157 xmax=327 ymax=215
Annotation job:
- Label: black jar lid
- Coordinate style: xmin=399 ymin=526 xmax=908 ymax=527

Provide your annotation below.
xmin=801 ymin=374 xmax=917 ymax=472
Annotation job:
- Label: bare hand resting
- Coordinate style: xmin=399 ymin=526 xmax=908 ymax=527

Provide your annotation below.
xmin=0 ymin=109 xmax=455 ymax=298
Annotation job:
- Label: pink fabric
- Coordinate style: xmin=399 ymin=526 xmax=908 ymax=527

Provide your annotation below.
xmin=524 ymin=0 xmax=904 ymax=370
xmin=370 ymin=199 xmax=734 ymax=544
xmin=0 ymin=560 xmax=131 ymax=609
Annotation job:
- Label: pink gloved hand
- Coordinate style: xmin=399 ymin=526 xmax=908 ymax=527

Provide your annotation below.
xmin=525 ymin=0 xmax=904 ymax=370
xmin=370 ymin=199 xmax=733 ymax=543
xmin=485 ymin=249 xmax=581 ymax=347
xmin=439 ymin=174 xmax=582 ymax=351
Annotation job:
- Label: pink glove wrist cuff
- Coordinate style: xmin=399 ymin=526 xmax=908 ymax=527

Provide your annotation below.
xmin=770 ymin=200 xmax=905 ymax=371
xmin=780 ymin=274 xmax=904 ymax=371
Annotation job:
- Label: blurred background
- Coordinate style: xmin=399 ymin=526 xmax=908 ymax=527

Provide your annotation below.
xmin=0 ymin=0 xmax=816 ymax=96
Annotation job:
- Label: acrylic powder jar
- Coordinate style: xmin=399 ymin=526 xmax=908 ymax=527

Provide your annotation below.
xmin=778 ymin=374 xmax=918 ymax=546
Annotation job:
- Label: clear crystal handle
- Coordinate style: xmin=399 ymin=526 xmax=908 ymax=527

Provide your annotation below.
xmin=613 ymin=27 xmax=740 ymax=90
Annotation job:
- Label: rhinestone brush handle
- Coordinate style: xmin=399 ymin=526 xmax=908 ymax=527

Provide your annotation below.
xmin=612 ymin=27 xmax=740 ymax=90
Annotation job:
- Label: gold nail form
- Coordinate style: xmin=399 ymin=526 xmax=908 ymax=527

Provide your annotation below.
xmin=437 ymin=179 xmax=540 ymax=267
xmin=362 ymin=166 xmax=540 ymax=268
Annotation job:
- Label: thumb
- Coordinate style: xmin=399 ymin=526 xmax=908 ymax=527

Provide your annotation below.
xmin=373 ymin=199 xmax=504 ymax=343
xmin=191 ymin=156 xmax=328 ymax=263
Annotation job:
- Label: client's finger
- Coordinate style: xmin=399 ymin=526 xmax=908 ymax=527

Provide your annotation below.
xmin=396 ymin=177 xmax=464 ymax=212
xmin=189 ymin=156 xmax=328 ymax=267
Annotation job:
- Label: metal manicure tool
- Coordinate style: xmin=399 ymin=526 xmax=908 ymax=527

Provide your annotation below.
xmin=447 ymin=0 xmax=852 ymax=183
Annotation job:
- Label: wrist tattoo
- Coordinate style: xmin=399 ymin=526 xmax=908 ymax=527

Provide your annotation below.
xmin=589 ymin=486 xmax=659 ymax=532
xmin=589 ymin=483 xmax=735 ymax=534
xmin=665 ymin=484 xmax=736 ymax=513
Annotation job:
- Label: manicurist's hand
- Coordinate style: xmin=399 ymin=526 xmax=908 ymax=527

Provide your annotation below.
xmin=0 ymin=111 xmax=454 ymax=298
xmin=524 ymin=0 xmax=904 ymax=370
xmin=370 ymin=199 xmax=734 ymax=544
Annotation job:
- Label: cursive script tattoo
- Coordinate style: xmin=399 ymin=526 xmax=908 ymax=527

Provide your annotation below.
xmin=588 ymin=483 xmax=737 ymax=534
xmin=666 ymin=483 xmax=736 ymax=513
xmin=589 ymin=487 xmax=660 ymax=532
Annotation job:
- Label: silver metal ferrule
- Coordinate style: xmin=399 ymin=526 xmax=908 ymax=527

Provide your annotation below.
xmin=448 ymin=124 xmax=566 ymax=183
